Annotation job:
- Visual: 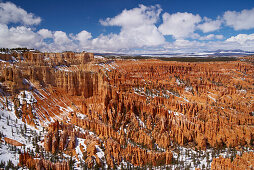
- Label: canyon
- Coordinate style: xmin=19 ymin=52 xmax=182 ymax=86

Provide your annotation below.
xmin=0 ymin=50 xmax=253 ymax=169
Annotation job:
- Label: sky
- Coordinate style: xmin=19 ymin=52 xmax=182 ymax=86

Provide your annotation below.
xmin=0 ymin=0 xmax=254 ymax=54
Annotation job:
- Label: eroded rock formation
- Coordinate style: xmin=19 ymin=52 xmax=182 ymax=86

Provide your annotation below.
xmin=4 ymin=137 xmax=25 ymax=146
xmin=19 ymin=152 xmax=69 ymax=170
xmin=0 ymin=51 xmax=253 ymax=169
xmin=211 ymin=152 xmax=254 ymax=169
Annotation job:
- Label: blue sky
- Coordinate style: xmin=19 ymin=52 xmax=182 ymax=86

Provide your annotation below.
xmin=0 ymin=0 xmax=254 ymax=53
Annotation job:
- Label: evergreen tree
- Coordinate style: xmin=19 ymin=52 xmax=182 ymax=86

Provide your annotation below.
xmin=69 ymin=153 xmax=74 ymax=170
xmin=0 ymin=161 xmax=5 ymax=168
xmin=22 ymin=91 xmax=26 ymax=99
xmin=5 ymin=160 xmax=15 ymax=170
xmin=5 ymin=97 xmax=8 ymax=110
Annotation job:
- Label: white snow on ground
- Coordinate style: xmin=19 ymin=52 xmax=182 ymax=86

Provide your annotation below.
xmin=208 ymin=95 xmax=216 ymax=102
xmin=176 ymin=78 xmax=184 ymax=85
xmin=55 ymin=65 xmax=72 ymax=72
xmin=207 ymin=92 xmax=216 ymax=102
xmin=95 ymin=145 xmax=105 ymax=160
xmin=185 ymin=86 xmax=193 ymax=92
xmin=168 ymin=110 xmax=183 ymax=117
xmin=94 ymin=55 xmax=105 ymax=60
xmin=22 ymin=79 xmax=36 ymax=89
xmin=76 ymin=112 xmax=87 ymax=119
xmin=0 ymin=107 xmax=45 ymax=166
xmin=133 ymin=87 xmax=190 ymax=103
xmin=75 ymin=138 xmax=87 ymax=160
xmin=18 ymin=90 xmax=37 ymax=105
xmin=96 ymin=62 xmax=119 ymax=72
xmin=0 ymin=59 xmax=7 ymax=63
xmin=0 ymin=80 xmax=253 ymax=169
xmin=0 ymin=144 xmax=20 ymax=165
xmin=136 ymin=115 xmax=146 ymax=128
xmin=168 ymin=146 xmax=252 ymax=170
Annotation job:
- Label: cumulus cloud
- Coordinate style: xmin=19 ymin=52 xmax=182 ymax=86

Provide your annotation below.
xmin=0 ymin=24 xmax=44 ymax=48
xmin=75 ymin=30 xmax=92 ymax=47
xmin=38 ymin=29 xmax=53 ymax=39
xmin=197 ymin=17 xmax=222 ymax=33
xmin=224 ymin=8 xmax=254 ymax=30
xmin=41 ymin=31 xmax=79 ymax=52
xmin=95 ymin=5 xmax=165 ymax=50
xmin=163 ymin=38 xmax=254 ymax=53
xmin=0 ymin=2 xmax=41 ymax=25
xmin=199 ymin=34 xmax=224 ymax=40
xmin=53 ymin=31 xmax=71 ymax=44
xmin=226 ymin=33 xmax=254 ymax=44
xmin=158 ymin=12 xmax=201 ymax=39
xmin=100 ymin=4 xmax=161 ymax=27
xmin=0 ymin=1 xmax=254 ymax=53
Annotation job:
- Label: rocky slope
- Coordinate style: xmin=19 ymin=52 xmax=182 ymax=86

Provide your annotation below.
xmin=0 ymin=50 xmax=253 ymax=169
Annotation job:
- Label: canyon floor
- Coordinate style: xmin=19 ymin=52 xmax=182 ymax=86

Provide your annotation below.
xmin=0 ymin=50 xmax=253 ymax=169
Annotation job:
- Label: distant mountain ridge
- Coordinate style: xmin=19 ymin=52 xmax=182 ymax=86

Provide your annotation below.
xmin=95 ymin=49 xmax=254 ymax=58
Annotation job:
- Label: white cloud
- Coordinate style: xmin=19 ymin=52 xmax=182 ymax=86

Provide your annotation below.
xmin=75 ymin=30 xmax=92 ymax=47
xmin=197 ymin=17 xmax=222 ymax=33
xmin=94 ymin=4 xmax=165 ymax=50
xmin=0 ymin=2 xmax=41 ymax=25
xmin=224 ymin=8 xmax=254 ymax=30
xmin=158 ymin=12 xmax=201 ymax=39
xmin=215 ymin=34 xmax=224 ymax=40
xmin=199 ymin=34 xmax=224 ymax=40
xmin=0 ymin=24 xmax=43 ymax=48
xmin=207 ymin=40 xmax=254 ymax=52
xmin=226 ymin=33 xmax=254 ymax=44
xmin=53 ymin=31 xmax=71 ymax=44
xmin=0 ymin=2 xmax=254 ymax=54
xmin=100 ymin=4 xmax=161 ymax=27
xmin=41 ymin=31 xmax=79 ymax=52
xmin=38 ymin=29 xmax=53 ymax=39
xmin=163 ymin=38 xmax=254 ymax=53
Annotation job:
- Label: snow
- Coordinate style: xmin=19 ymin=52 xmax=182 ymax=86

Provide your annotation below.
xmin=76 ymin=112 xmax=87 ymax=119
xmin=207 ymin=91 xmax=216 ymax=102
xmin=0 ymin=144 xmax=20 ymax=165
xmin=136 ymin=115 xmax=146 ymax=128
xmin=75 ymin=138 xmax=87 ymax=160
xmin=208 ymin=95 xmax=216 ymax=102
xmin=0 ymin=67 xmax=252 ymax=169
xmin=94 ymin=55 xmax=105 ymax=59
xmin=95 ymin=145 xmax=105 ymax=160
xmin=18 ymin=91 xmax=37 ymax=105
xmin=55 ymin=65 xmax=72 ymax=72
xmin=0 ymin=108 xmax=44 ymax=166
xmin=96 ymin=62 xmax=119 ymax=72
xmin=185 ymin=86 xmax=193 ymax=92
xmin=168 ymin=110 xmax=184 ymax=117
xmin=176 ymin=78 xmax=182 ymax=85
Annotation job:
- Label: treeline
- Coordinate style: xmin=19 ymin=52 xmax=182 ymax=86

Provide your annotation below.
xmin=104 ymin=55 xmax=238 ymax=62
xmin=0 ymin=48 xmax=38 ymax=53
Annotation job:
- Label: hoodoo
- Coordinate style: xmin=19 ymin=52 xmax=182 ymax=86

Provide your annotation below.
xmin=0 ymin=50 xmax=253 ymax=169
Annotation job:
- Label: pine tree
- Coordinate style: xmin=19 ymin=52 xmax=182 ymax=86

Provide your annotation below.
xmin=35 ymin=144 xmax=39 ymax=153
xmin=5 ymin=97 xmax=8 ymax=110
xmin=0 ymin=161 xmax=5 ymax=168
xmin=69 ymin=152 xmax=74 ymax=170
xmin=24 ymin=124 xmax=27 ymax=132
xmin=6 ymin=160 xmax=15 ymax=170
xmin=22 ymin=91 xmax=26 ymax=99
